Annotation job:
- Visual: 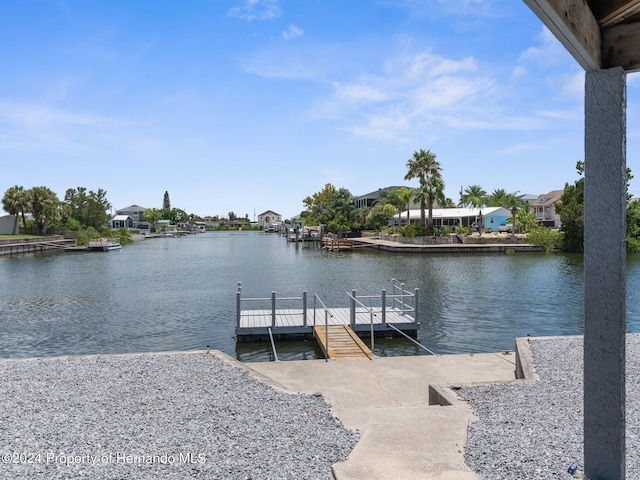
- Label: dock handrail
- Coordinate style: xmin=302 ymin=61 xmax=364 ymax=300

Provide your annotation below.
xmin=267 ymin=327 xmax=280 ymax=362
xmin=236 ymin=282 xmax=308 ymax=328
xmin=391 ymin=279 xmax=419 ymax=321
xmin=346 ymin=291 xmax=377 ymax=354
xmin=313 ymin=293 xmax=334 ymax=361
xmin=386 ymin=324 xmax=436 ymax=355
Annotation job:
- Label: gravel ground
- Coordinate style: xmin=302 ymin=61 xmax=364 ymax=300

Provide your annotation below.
xmin=460 ymin=334 xmax=640 ymax=480
xmin=0 ymin=351 xmax=358 ymax=480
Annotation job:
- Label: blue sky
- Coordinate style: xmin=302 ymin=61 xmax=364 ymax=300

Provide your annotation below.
xmin=2 ymin=0 xmax=640 ymax=220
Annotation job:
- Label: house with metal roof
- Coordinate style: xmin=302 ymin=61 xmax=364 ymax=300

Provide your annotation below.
xmin=395 ymin=206 xmax=511 ymax=232
xmin=110 ymin=215 xmax=134 ymax=229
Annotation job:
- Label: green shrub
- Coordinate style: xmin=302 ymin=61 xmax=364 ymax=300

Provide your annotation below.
xmin=116 ymin=227 xmax=134 ymax=245
xmin=457 ymin=225 xmax=471 ymax=236
xmin=527 ymin=227 xmax=562 ymax=253
xmin=439 ymin=226 xmax=453 ymax=236
xmin=400 ymin=224 xmax=431 ymax=237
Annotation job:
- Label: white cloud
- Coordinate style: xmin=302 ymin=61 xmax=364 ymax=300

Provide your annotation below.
xmin=315 ymin=50 xmax=494 ymax=142
xmin=510 ymin=65 xmax=527 ymax=80
xmin=228 ymin=0 xmax=281 ymax=21
xmin=282 ymin=25 xmax=304 ymax=41
xmin=519 ymin=26 xmax=572 ymax=68
xmin=0 ymin=101 xmax=114 ymax=129
xmin=382 ymin=0 xmax=508 ymax=17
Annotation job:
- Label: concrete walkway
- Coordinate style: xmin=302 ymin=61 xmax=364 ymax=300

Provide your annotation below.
xmin=243 ymin=353 xmax=517 ymax=480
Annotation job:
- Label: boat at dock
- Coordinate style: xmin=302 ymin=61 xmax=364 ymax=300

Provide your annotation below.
xmin=87 ymin=239 xmax=121 ymax=251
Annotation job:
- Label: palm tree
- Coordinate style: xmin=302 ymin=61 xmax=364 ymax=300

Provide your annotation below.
xmin=414 ymin=176 xmax=446 ymax=229
xmin=396 ymin=187 xmax=413 ymax=225
xmin=502 ymin=192 xmax=525 ymax=241
xmin=405 ymin=149 xmax=441 ymax=225
xmin=460 ymin=185 xmax=487 ymax=208
xmin=412 ymin=183 xmax=428 ymax=227
xmin=2 ymin=185 xmax=31 ymax=234
xmin=487 ymin=188 xmax=508 ymax=207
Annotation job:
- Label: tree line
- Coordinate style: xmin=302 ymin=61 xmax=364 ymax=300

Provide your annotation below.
xmin=300 ymin=149 xmax=640 ymax=253
xmin=301 ymin=149 xmax=529 ymax=237
xmin=2 ymin=185 xmax=112 ymax=236
xmin=1 ymin=186 xmax=204 ymax=244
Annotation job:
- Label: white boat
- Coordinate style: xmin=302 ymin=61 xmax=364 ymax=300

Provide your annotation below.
xmin=88 ymin=239 xmax=122 ymax=251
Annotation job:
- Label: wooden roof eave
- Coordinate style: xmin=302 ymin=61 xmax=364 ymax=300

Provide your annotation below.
xmin=524 ymin=0 xmax=640 ymax=72
xmin=523 ymin=0 xmax=602 ymax=71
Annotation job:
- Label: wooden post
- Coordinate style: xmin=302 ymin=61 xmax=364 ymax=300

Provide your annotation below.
xmin=584 ymin=67 xmax=627 ymax=480
xmin=414 ymin=288 xmax=419 ymax=323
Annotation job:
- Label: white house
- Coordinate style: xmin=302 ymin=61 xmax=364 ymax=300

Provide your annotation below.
xmin=257 ymin=210 xmax=282 ymax=229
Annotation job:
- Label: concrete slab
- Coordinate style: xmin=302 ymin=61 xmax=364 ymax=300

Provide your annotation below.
xmin=245 ymin=353 xmax=517 ymax=480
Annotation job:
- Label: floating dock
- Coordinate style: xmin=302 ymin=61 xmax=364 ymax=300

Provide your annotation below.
xmin=235 ymin=280 xmax=419 ymax=357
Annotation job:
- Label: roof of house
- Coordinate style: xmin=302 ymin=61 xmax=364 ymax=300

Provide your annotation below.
xmin=398 ymin=206 xmax=511 ymax=219
xmin=111 ymin=215 xmax=133 ymax=221
xmin=354 ymin=186 xmax=405 ymax=200
xmin=519 ymin=194 xmax=539 ymax=203
xmin=258 ymin=210 xmax=281 ymax=216
xmin=533 ymin=190 xmax=564 ymax=207
xmin=117 ymin=205 xmax=146 ymax=212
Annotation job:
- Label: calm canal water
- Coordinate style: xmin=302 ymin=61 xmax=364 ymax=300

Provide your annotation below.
xmin=2 ymin=231 xmax=640 ymax=362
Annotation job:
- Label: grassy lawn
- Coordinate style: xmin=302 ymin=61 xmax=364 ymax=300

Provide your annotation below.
xmin=0 ymin=234 xmax=41 ymax=240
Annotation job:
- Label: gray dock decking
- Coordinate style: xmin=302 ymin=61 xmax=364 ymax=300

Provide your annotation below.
xmin=235 ymin=280 xmax=420 ymax=341
xmin=236 ymin=307 xmax=418 ymax=341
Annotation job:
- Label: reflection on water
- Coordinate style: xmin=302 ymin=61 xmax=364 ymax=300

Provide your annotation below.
xmin=0 ymin=232 xmax=638 ymax=362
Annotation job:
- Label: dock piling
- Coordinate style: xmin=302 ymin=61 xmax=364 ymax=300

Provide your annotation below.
xmin=303 ymin=291 xmax=308 ymax=326
xmin=236 ymin=291 xmax=241 ymax=328
xmin=271 ymin=292 xmax=277 ymax=327
xmin=350 ymin=290 xmax=356 ymax=328
xmin=381 ymin=289 xmax=387 ymax=325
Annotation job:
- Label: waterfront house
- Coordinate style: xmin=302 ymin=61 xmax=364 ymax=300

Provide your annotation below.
xmin=110 ymin=215 xmax=134 ymax=230
xmin=116 ymin=205 xmax=147 ymax=228
xmin=354 ymin=186 xmax=405 ymax=209
xmin=396 ymin=206 xmax=511 ymax=232
xmin=530 ymin=190 xmax=564 ymax=227
xmin=257 ymin=210 xmax=282 ymax=229
xmin=227 ymin=218 xmax=250 ymax=229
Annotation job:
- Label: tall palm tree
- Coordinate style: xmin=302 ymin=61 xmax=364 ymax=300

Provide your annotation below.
xmin=412 ymin=184 xmax=428 ymax=227
xmin=405 ymin=149 xmax=441 ymax=225
xmin=460 ymin=185 xmax=487 ymax=208
xmin=502 ymin=192 xmax=525 ymax=241
xmin=396 ymin=187 xmax=413 ymax=225
xmin=417 ymin=176 xmax=446 ymax=229
xmin=2 ymin=185 xmax=31 ymax=234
